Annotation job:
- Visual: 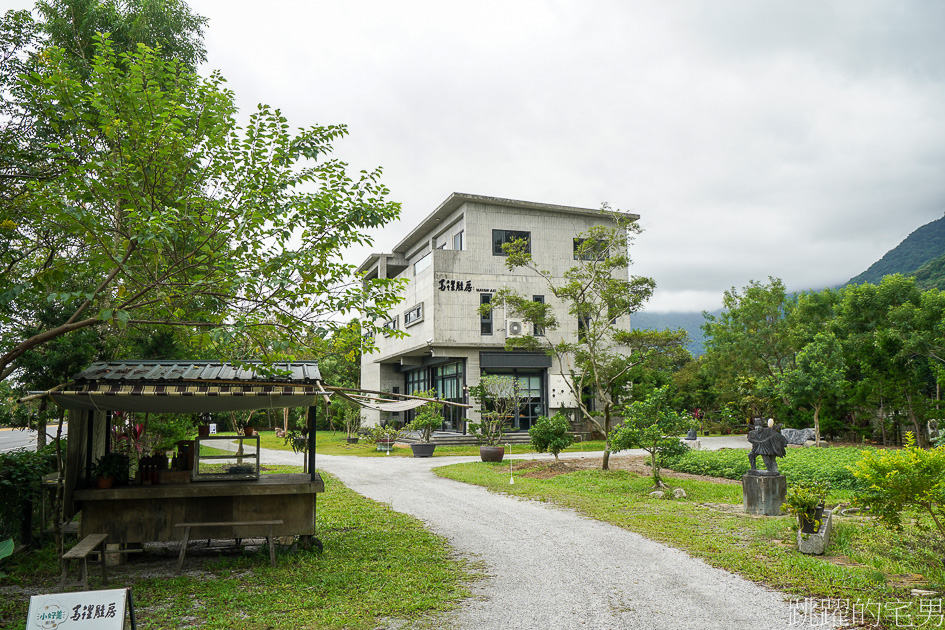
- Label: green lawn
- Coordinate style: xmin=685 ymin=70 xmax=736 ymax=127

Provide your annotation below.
xmin=1 ymin=468 xmax=473 ymax=630
xmin=250 ymin=429 xmax=609 ymax=458
xmin=435 ymin=459 xmax=945 ymax=628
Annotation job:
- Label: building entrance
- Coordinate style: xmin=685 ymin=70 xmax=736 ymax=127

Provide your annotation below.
xmin=481 ymin=369 xmax=545 ymax=431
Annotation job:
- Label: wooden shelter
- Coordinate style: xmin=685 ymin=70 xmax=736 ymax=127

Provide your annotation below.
xmin=45 ymin=361 xmax=327 ymax=547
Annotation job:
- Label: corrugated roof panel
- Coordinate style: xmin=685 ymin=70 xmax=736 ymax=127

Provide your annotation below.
xmin=70 ymin=361 xmax=321 ymax=384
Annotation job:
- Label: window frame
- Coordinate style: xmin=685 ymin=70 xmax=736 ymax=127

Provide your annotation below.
xmin=492 ymin=229 xmax=531 ymax=256
xmin=480 ymin=293 xmax=493 ymax=335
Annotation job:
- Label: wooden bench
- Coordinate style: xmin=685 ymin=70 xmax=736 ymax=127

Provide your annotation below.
xmin=59 ymin=533 xmax=108 ymax=591
xmin=174 ymin=520 xmax=283 ymax=574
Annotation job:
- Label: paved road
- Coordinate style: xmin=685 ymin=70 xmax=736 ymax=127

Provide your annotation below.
xmin=247 ymin=437 xmax=819 ymax=629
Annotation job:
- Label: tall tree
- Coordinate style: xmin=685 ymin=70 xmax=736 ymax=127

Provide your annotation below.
xmin=0 ymin=34 xmax=404 ymax=381
xmin=487 ymin=211 xmax=687 ymax=470
xmin=779 ymin=331 xmax=847 ymax=446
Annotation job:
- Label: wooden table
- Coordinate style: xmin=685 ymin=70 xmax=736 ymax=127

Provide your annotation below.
xmin=73 ymin=473 xmax=323 ymax=544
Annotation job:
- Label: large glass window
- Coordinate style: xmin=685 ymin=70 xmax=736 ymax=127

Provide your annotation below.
xmin=480 ymin=293 xmax=493 ymax=335
xmin=492 ymin=229 xmax=531 ymax=256
xmin=413 ymin=252 xmax=431 ymax=275
xmin=480 ymin=369 xmax=545 ymax=431
xmin=452 ymin=230 xmax=464 ymax=251
xmin=434 ymin=362 xmax=465 ymax=431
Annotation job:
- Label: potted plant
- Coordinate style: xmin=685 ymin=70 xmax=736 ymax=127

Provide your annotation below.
xmin=91 ymin=452 xmax=130 ymax=489
xmin=407 ymin=389 xmax=443 ymax=458
xmin=783 ymin=479 xmax=830 ymax=534
xmin=469 ymin=376 xmax=522 ymax=462
xmin=368 ymin=424 xmax=403 ymax=453
xmin=342 ymin=407 xmax=363 ymax=444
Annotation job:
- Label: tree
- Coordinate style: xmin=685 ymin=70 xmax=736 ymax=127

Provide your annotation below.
xmin=610 ymin=386 xmax=696 ymax=489
xmin=0 ymin=34 xmax=405 ymax=381
xmin=779 ymin=331 xmax=847 ymax=446
xmin=528 ymin=412 xmax=573 ymax=461
xmin=487 ymin=211 xmax=687 ymax=470
xmin=701 ymin=278 xmax=798 ymax=414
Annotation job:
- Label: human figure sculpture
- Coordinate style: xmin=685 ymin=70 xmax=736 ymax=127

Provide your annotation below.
xmin=748 ymin=418 xmax=788 ymax=475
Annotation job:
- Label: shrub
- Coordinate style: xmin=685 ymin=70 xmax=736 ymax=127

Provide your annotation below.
xmin=407 ymin=389 xmax=444 ymax=443
xmin=663 ymin=446 xmax=868 ymax=490
xmin=850 ymin=434 xmax=945 ymax=546
xmin=0 ymin=444 xmax=57 ymax=544
xmin=528 ymin=413 xmax=574 ymax=460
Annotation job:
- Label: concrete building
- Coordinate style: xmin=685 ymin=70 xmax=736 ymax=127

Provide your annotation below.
xmin=357 ymin=193 xmax=637 ymax=432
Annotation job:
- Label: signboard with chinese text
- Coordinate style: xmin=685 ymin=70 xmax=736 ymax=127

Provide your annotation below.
xmin=28 ymin=588 xmax=134 ymax=629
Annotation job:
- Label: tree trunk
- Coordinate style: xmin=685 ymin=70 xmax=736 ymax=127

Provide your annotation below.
xmin=813 ymin=403 xmax=821 ymax=447
xmin=905 ymin=395 xmax=924 ymax=448
xmin=37 ymin=399 xmax=48 ymax=450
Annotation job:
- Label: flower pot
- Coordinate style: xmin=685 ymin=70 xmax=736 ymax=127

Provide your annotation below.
xmin=799 ymin=505 xmax=826 ymax=534
xmin=243 ymin=426 xmax=255 ymax=436
xmin=479 ymin=445 xmax=505 ymax=462
xmin=410 ymin=443 xmax=437 ymax=458
xmin=346 ymin=437 xmax=359 ymax=444
xmin=96 ymin=476 xmax=115 ymax=489
xmin=198 ymin=424 xmax=211 ymax=437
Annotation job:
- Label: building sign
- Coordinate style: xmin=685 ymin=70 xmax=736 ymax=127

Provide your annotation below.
xmin=437 ymin=278 xmax=496 ymax=293
xmin=28 ymin=588 xmax=135 ymax=629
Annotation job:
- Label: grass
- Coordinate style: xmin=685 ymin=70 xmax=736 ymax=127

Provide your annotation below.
xmin=435 ymin=459 xmax=945 ymax=628
xmin=279 ymin=430 xmax=609 ymax=457
xmin=1 ymin=468 xmax=473 ymax=630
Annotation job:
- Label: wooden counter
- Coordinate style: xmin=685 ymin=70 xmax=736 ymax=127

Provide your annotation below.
xmin=73 ymin=473 xmax=323 ymax=543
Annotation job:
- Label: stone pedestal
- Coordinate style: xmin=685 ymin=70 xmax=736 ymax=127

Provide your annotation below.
xmin=742 ymin=472 xmax=786 ymax=516
xmin=797 ymin=510 xmax=832 ymax=555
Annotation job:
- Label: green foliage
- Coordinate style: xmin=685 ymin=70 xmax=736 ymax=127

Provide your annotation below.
xmin=91 ymin=452 xmax=130 ymax=483
xmin=664 ymin=446 xmax=868 ymax=490
xmin=782 ymin=480 xmax=830 ymax=527
xmin=366 ymin=424 xmax=403 ymax=445
xmin=528 ymin=413 xmax=574 ymax=460
xmin=1 ymin=31 xmax=405 ymax=381
xmin=610 ymin=386 xmax=696 ymax=487
xmin=850 ymin=435 xmax=945 ymax=543
xmin=0 ymin=444 xmax=57 ymax=543
xmin=911 ymin=251 xmax=945 ymax=291
xmin=406 ymin=389 xmax=443 ymax=443
xmin=488 ymin=213 xmax=687 ymax=467
xmin=340 ymin=405 xmax=363 ymax=439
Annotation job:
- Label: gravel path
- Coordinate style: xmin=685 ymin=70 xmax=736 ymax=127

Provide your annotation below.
xmin=247 ymin=437 xmax=820 ymax=629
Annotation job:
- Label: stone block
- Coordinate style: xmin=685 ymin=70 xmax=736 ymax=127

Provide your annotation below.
xmin=742 ymin=473 xmax=786 ymax=516
xmin=797 ymin=510 xmax=832 ymax=555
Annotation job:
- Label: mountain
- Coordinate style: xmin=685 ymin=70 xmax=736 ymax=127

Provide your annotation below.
xmin=632 ymin=310 xmax=716 ymax=357
xmin=910 ymin=251 xmax=945 ymax=291
xmin=846 ymin=215 xmax=945 ymax=286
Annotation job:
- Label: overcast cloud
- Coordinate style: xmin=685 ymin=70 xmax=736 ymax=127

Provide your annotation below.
xmin=13 ymin=0 xmax=945 ymax=311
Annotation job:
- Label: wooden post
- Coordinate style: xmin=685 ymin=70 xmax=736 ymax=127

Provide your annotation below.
xmin=307 ymin=405 xmax=317 ymax=482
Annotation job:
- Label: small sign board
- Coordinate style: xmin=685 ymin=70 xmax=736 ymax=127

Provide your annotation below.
xmin=27 ymin=588 xmax=136 ymax=629
xmin=209 ymin=423 xmax=217 ymax=435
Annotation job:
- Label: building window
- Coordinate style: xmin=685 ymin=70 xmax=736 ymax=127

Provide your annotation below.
xmin=382 ymin=316 xmax=398 ymax=337
xmin=404 ymin=303 xmax=423 ymax=327
xmin=434 ymin=361 xmax=465 ymax=431
xmin=532 ymin=295 xmax=544 ymax=336
xmin=452 ymin=230 xmax=464 ymax=251
xmin=480 ymin=293 xmax=493 ymax=335
xmin=492 ymin=229 xmax=531 ymax=256
xmin=414 ymin=252 xmax=431 ymax=275
xmin=578 ymin=314 xmax=590 ymax=343
xmin=573 ymin=238 xmax=609 ymax=261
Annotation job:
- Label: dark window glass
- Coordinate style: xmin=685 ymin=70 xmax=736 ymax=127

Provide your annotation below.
xmin=533 ymin=295 xmax=544 ymax=336
xmin=492 ymin=229 xmax=531 ymax=256
xmin=480 ymin=293 xmax=493 ymax=335
xmin=573 ymin=238 xmax=609 ymax=261
xmin=578 ymin=314 xmax=591 ymax=344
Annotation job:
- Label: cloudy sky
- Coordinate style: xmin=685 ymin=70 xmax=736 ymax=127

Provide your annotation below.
xmin=14 ymin=0 xmax=945 ymax=312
